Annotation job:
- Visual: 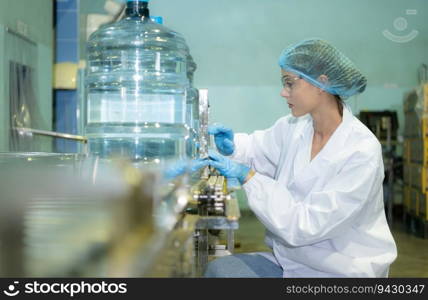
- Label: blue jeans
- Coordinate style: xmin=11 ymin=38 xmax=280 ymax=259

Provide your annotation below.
xmin=203 ymin=253 xmax=283 ymax=278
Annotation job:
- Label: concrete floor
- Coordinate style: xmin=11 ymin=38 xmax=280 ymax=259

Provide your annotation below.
xmin=232 ymin=210 xmax=428 ymax=277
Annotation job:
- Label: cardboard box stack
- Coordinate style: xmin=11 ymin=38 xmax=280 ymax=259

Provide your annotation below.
xmin=403 ymin=84 xmax=428 ymax=224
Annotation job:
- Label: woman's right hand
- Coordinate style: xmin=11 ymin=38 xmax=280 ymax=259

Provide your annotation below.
xmin=208 ymin=124 xmax=235 ymax=156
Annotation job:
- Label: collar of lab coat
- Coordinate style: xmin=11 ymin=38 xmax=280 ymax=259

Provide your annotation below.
xmin=287 ymin=106 xmax=354 ymax=190
xmin=299 ymin=105 xmax=354 ymax=163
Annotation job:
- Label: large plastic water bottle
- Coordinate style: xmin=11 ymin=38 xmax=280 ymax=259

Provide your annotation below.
xmin=85 ymin=0 xmax=192 ymax=163
xmin=185 ymin=55 xmax=199 ymax=158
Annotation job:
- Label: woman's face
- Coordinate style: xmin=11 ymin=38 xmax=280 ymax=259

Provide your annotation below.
xmin=280 ymin=70 xmax=320 ymax=117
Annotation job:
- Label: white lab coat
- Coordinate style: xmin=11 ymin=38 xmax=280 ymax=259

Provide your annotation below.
xmin=231 ymin=106 xmax=397 ymax=277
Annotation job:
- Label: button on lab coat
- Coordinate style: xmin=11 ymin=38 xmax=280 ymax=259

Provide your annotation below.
xmin=231 ymin=107 xmax=397 ymax=277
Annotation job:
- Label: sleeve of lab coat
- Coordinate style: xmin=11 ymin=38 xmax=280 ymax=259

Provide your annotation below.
xmin=230 ymin=116 xmax=291 ymax=179
xmin=243 ymin=150 xmax=384 ymax=247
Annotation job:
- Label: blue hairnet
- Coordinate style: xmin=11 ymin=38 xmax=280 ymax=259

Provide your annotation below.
xmin=278 ymin=39 xmax=367 ymax=99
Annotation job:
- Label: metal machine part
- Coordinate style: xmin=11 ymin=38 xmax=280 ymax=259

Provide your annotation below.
xmin=189 ymin=171 xmax=241 ymax=276
xmin=13 ymin=127 xmax=87 ymax=143
xmin=0 ymin=154 xmax=188 ymax=277
xmin=198 ymin=89 xmax=210 ymax=159
xmin=12 ymin=127 xmax=88 ymax=153
xmin=192 ymin=175 xmax=226 ymax=216
xmin=0 ymin=154 xmax=240 ymax=277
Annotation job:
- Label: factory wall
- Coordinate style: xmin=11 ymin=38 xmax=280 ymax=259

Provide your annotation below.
xmin=0 ymin=0 xmax=53 ymax=151
xmin=0 ymin=0 xmax=421 ymax=151
xmin=79 ymin=0 xmax=427 ymax=135
xmin=147 ymin=0 xmax=428 ymax=136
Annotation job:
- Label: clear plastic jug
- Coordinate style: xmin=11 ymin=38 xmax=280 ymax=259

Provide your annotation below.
xmin=85 ymin=0 xmax=194 ymax=163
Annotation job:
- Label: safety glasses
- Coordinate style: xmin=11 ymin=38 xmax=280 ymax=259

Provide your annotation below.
xmin=281 ymin=75 xmax=301 ymax=92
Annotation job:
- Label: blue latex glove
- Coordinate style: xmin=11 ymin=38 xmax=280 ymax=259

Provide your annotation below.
xmin=227 ymin=177 xmax=241 ymax=190
xmin=208 ymin=151 xmax=250 ymax=184
xmin=208 ymin=124 xmax=235 ymax=156
xmin=164 ymin=159 xmax=209 ymax=180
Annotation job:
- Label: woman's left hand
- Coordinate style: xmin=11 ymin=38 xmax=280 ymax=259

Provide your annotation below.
xmin=208 ymin=151 xmax=252 ymax=184
xmin=164 ymin=159 xmax=209 ymax=179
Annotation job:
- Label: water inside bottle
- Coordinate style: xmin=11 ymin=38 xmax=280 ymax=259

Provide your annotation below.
xmin=85 ymin=2 xmax=196 ymax=162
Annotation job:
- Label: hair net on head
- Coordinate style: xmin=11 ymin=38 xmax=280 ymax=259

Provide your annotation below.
xmin=278 ymin=39 xmax=367 ymax=99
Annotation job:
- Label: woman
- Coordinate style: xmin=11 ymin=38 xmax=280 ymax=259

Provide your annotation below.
xmin=204 ymin=39 xmax=397 ymax=277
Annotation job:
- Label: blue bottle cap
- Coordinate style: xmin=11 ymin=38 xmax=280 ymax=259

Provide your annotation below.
xmin=151 ymin=16 xmax=163 ymax=24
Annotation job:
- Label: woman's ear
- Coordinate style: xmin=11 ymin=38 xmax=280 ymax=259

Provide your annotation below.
xmin=317 ymin=75 xmax=329 ymax=94
xmin=318 ymin=74 xmax=329 ymax=84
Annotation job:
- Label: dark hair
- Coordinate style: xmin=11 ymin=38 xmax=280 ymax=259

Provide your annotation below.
xmin=335 ymin=95 xmax=344 ymax=117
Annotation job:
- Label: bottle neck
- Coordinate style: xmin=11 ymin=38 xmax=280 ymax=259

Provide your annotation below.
xmin=125 ymin=1 xmax=150 ymax=19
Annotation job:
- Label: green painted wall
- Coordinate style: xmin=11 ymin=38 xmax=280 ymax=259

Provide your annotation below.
xmin=78 ymin=0 xmax=108 ymax=60
xmin=146 ymin=0 xmax=428 ymax=135
xmin=0 ymin=0 xmax=53 ymax=151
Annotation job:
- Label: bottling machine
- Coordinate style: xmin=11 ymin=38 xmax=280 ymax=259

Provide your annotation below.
xmin=1 ymin=0 xmax=240 ymax=277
